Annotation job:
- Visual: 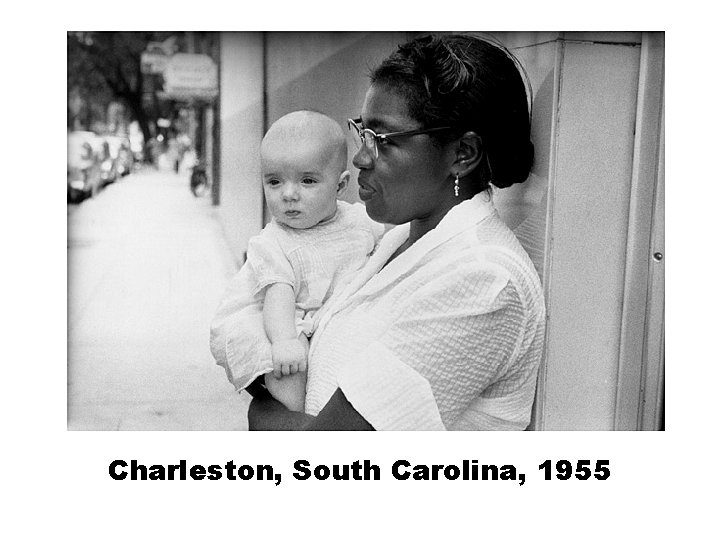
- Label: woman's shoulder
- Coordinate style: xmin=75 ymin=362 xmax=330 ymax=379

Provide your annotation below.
xmin=463 ymin=211 xmax=536 ymax=264
xmin=472 ymin=213 xmax=544 ymax=303
xmin=437 ymin=212 xmax=543 ymax=299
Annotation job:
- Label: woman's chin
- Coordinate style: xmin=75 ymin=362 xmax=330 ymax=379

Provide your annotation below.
xmin=366 ymin=206 xmax=395 ymax=226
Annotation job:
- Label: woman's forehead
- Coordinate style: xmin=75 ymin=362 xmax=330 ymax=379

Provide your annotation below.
xmin=361 ymin=85 xmax=417 ymax=131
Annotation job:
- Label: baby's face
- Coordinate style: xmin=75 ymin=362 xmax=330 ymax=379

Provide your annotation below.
xmin=261 ymin=137 xmax=343 ymax=229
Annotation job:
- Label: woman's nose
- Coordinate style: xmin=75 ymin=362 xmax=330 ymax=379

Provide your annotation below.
xmin=352 ymin=144 xmax=374 ymax=170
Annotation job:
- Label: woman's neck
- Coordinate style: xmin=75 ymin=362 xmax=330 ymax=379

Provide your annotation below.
xmin=384 ymin=197 xmax=462 ymax=267
xmin=407 ymin=196 xmax=460 ymax=246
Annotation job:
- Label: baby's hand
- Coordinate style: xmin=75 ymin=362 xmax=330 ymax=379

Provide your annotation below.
xmin=271 ymin=338 xmax=308 ymax=378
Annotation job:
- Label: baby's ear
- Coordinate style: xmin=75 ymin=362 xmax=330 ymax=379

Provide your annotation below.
xmin=336 ymin=170 xmax=350 ymax=198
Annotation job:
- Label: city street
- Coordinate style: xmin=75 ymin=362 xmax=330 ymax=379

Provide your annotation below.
xmin=67 ymin=167 xmax=250 ymax=430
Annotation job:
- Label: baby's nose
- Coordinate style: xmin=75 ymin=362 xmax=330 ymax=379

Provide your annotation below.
xmin=282 ymin=185 xmax=299 ymax=200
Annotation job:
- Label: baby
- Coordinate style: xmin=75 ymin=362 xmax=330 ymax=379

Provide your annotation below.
xmin=210 ymin=110 xmax=383 ymax=412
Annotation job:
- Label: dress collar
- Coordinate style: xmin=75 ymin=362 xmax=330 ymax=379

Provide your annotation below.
xmin=364 ymin=191 xmax=496 ymax=293
xmin=326 ymin=191 xmax=496 ymax=309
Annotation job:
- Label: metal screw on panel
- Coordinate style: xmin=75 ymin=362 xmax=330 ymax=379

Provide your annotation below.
xmin=653 ymin=252 xmax=663 ymax=261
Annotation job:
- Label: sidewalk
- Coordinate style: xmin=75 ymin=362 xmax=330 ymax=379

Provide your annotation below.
xmin=67 ymin=168 xmax=250 ymax=430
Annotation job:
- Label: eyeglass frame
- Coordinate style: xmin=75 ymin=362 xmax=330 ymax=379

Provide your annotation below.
xmin=347 ymin=118 xmax=454 ymax=159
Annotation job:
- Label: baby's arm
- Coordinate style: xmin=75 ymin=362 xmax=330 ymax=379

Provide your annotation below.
xmin=264 ymin=333 xmax=308 ymax=413
xmin=263 ymin=282 xmax=307 ymax=378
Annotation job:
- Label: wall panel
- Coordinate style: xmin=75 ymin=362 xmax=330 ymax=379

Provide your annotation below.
xmin=218 ymin=32 xmax=265 ymax=264
xmin=542 ymin=39 xmax=642 ymax=430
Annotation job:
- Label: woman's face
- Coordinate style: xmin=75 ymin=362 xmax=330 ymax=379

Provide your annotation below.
xmin=352 ymin=84 xmax=456 ymax=225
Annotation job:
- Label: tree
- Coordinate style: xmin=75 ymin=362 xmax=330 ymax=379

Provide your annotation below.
xmin=67 ymin=32 xmax=179 ymax=163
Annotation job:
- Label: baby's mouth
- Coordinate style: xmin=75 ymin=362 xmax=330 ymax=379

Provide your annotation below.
xmin=284 ymin=210 xmax=301 ymax=217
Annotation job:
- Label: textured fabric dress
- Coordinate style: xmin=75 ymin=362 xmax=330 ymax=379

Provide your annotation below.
xmin=210 ymin=200 xmax=384 ymax=391
xmin=305 ymin=192 xmax=545 ymax=430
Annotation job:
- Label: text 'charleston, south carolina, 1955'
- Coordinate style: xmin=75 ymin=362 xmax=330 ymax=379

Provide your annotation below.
xmin=108 ymin=459 xmax=526 ymax=486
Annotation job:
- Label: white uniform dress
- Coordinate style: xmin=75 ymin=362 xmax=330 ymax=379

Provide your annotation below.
xmin=210 ymin=200 xmax=384 ymax=391
xmin=306 ymin=192 xmax=546 ymax=430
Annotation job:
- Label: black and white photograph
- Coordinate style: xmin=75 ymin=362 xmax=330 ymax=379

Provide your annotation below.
xmin=5 ymin=2 xmax=719 ymax=538
xmin=66 ymin=31 xmax=664 ymax=431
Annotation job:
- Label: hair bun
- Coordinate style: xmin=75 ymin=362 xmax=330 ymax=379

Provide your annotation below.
xmin=491 ymin=139 xmax=534 ymax=189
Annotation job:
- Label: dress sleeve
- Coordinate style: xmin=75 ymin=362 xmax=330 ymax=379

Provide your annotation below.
xmin=337 ymin=341 xmax=446 ymax=430
xmin=246 ymin=231 xmax=296 ymax=295
xmin=210 ymin=302 xmax=273 ymax=391
xmin=208 ymin=228 xmax=294 ymax=391
xmin=335 ymin=260 xmax=529 ymax=430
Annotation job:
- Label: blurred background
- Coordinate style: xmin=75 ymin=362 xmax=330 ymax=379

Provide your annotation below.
xmin=67 ymin=32 xmax=217 ymax=203
xmin=67 ymin=32 xmax=664 ymax=431
xmin=67 ymin=32 xmax=238 ymax=430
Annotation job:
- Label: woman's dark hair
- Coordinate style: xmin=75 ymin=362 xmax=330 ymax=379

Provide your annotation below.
xmin=370 ymin=34 xmax=533 ymax=191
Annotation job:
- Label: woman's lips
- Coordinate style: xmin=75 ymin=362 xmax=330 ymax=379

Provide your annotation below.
xmin=358 ymin=182 xmax=375 ymax=202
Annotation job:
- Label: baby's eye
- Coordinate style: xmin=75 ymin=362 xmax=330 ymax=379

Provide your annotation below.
xmin=266 ymin=178 xmax=280 ymax=186
xmin=301 ymin=177 xmax=317 ymax=184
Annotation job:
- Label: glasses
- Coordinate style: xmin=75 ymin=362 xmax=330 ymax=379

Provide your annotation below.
xmin=347 ymin=118 xmax=453 ymax=159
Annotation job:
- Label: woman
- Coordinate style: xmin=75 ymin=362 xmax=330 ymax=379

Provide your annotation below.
xmin=213 ymin=33 xmax=545 ymax=430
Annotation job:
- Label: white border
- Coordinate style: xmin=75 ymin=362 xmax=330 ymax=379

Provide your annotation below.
xmin=4 ymin=2 xmax=718 ymax=536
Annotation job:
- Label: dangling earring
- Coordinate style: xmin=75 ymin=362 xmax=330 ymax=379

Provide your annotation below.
xmin=454 ymin=173 xmax=460 ymax=198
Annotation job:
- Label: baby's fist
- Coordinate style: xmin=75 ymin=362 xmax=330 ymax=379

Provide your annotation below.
xmin=271 ymin=338 xmax=308 ymax=378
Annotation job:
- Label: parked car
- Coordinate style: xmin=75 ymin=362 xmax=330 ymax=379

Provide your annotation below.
xmin=67 ymin=131 xmax=103 ymax=203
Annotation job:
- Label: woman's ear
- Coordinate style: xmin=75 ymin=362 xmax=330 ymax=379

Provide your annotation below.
xmin=453 ymin=131 xmax=483 ymax=177
xmin=336 ymin=170 xmax=350 ymax=198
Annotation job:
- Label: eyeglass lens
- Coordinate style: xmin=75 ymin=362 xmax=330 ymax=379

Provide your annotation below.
xmin=349 ymin=120 xmax=378 ymax=158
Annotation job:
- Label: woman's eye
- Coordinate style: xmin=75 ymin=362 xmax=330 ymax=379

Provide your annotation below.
xmin=376 ymin=136 xmax=390 ymax=146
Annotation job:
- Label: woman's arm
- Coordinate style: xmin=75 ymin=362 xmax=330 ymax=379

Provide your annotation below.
xmin=247 ymin=383 xmax=374 ymax=431
xmin=308 ymin=389 xmax=375 ymax=430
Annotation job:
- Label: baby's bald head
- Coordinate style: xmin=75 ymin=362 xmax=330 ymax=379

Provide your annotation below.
xmin=261 ymin=110 xmax=347 ymax=177
xmin=260 ymin=111 xmax=351 ymax=229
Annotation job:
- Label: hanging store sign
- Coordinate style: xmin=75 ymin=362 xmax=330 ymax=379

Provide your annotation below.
xmin=141 ymin=37 xmax=178 ymax=75
xmin=163 ymin=53 xmax=218 ymax=101
xmin=141 ymin=51 xmax=170 ymax=74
